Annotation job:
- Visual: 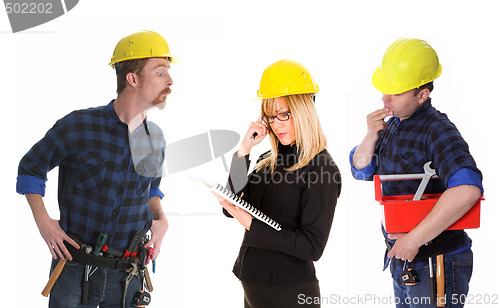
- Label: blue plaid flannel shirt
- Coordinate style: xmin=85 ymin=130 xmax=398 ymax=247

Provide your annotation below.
xmin=17 ymin=101 xmax=165 ymax=249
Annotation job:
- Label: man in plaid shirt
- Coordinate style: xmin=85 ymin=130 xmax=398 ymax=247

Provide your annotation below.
xmin=350 ymin=38 xmax=483 ymax=307
xmin=17 ymin=30 xmax=175 ymax=307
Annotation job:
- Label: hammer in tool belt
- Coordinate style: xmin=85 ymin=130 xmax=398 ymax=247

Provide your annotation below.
xmin=41 ymin=259 xmax=66 ymax=297
xmin=412 ymin=162 xmax=445 ymax=307
xmin=41 ymin=236 xmax=81 ymax=297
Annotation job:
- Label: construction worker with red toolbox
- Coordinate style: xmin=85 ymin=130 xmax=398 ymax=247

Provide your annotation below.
xmin=16 ymin=30 xmax=174 ymax=307
xmin=350 ymin=38 xmax=483 ymax=308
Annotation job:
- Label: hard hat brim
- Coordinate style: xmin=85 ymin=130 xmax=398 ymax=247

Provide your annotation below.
xmin=372 ymin=63 xmax=442 ymax=95
xmin=257 ymin=87 xmax=320 ymax=100
xmin=109 ymin=55 xmax=182 ymax=68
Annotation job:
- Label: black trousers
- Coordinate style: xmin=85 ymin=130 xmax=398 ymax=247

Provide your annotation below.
xmin=241 ymin=280 xmax=321 ymax=308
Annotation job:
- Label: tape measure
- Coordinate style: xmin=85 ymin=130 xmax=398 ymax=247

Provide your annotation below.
xmin=400 ymin=260 xmax=420 ymax=286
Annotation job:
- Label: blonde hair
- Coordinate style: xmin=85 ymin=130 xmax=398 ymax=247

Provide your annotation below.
xmin=255 ymin=94 xmax=327 ymax=173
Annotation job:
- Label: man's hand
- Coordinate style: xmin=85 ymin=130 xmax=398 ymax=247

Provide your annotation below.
xmin=366 ymin=108 xmax=393 ymax=141
xmin=146 ymin=196 xmax=168 ymax=260
xmin=144 ymin=218 xmax=168 ymax=260
xmin=352 ymin=108 xmax=393 ymax=170
xmin=387 ymin=233 xmax=421 ymax=262
xmin=26 ymin=194 xmax=79 ymax=260
xmin=212 ymin=192 xmax=253 ymax=230
xmin=37 ymin=217 xmax=80 ymax=260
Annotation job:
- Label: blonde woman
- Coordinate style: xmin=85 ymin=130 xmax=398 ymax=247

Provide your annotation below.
xmin=213 ymin=59 xmax=341 ymax=308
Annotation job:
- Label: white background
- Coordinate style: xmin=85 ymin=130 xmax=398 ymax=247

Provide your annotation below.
xmin=1 ymin=0 xmax=499 ymax=307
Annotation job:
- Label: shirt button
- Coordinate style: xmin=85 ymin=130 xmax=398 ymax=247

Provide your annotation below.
xmin=118 ymin=185 xmax=124 ymax=192
xmin=112 ymin=210 xmax=119 ymax=218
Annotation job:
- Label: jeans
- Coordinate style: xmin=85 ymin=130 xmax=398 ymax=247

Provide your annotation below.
xmin=392 ymin=249 xmax=473 ymax=308
xmin=48 ymin=258 xmax=143 ymax=308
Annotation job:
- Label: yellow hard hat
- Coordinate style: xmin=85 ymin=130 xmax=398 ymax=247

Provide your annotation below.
xmin=109 ymin=30 xmax=179 ymax=68
xmin=257 ymin=59 xmax=319 ymax=99
xmin=372 ymin=38 xmax=442 ymax=95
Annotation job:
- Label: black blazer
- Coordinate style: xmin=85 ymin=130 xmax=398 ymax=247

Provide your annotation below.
xmin=225 ymin=144 xmax=341 ymax=285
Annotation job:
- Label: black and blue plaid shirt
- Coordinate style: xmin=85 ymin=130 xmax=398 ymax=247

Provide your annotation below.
xmin=17 ymin=101 xmax=165 ymax=249
xmin=350 ymin=98 xmax=483 ymax=273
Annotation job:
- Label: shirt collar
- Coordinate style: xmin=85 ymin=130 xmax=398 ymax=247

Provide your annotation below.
xmin=278 ymin=142 xmax=298 ymax=155
xmin=277 ymin=143 xmax=299 ymax=167
xmin=407 ymin=98 xmax=433 ymax=121
xmin=105 ymin=100 xmax=122 ymax=132
xmin=104 ymin=100 xmax=150 ymax=135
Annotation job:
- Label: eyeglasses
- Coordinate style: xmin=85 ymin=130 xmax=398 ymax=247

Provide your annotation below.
xmin=261 ymin=111 xmax=291 ymax=124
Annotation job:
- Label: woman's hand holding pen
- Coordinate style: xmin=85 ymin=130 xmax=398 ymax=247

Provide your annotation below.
xmin=238 ymin=116 xmax=268 ymax=158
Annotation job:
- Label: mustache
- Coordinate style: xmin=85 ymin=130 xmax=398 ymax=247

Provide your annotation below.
xmin=162 ymin=87 xmax=172 ymax=96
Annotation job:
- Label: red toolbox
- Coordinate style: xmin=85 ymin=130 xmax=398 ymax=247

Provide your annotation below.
xmin=374 ymin=175 xmax=483 ymax=233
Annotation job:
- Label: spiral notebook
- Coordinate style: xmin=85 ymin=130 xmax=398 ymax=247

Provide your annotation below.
xmin=193 ymin=177 xmax=282 ymax=231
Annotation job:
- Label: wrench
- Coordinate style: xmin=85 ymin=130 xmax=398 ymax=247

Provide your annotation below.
xmin=411 ymin=161 xmax=440 ymax=304
xmin=412 ymin=161 xmax=436 ymax=201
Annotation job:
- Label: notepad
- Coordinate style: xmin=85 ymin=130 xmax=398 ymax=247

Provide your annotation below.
xmin=192 ymin=177 xmax=282 ymax=231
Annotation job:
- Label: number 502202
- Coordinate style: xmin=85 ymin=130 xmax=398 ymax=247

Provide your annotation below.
xmin=5 ymin=2 xmax=53 ymax=14
xmin=452 ymin=293 xmax=499 ymax=305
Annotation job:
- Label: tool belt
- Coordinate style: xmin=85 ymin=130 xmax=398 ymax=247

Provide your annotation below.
xmin=64 ymin=242 xmax=136 ymax=269
xmin=63 ymin=231 xmax=153 ymax=307
xmin=64 ymin=232 xmax=146 ymax=269
xmin=386 ymin=230 xmax=469 ymax=261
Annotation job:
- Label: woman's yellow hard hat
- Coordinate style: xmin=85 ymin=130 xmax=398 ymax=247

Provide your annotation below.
xmin=258 ymin=59 xmax=319 ymax=99
xmin=109 ymin=30 xmax=180 ymax=68
xmin=372 ymin=38 xmax=442 ymax=95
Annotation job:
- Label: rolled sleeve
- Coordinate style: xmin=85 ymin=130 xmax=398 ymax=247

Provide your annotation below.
xmin=447 ymin=168 xmax=483 ymax=193
xmin=148 ymin=187 xmax=164 ymax=199
xmin=148 ymin=176 xmax=164 ymax=199
xmin=16 ymin=174 xmax=46 ymax=196
xmin=349 ymin=146 xmax=377 ymax=181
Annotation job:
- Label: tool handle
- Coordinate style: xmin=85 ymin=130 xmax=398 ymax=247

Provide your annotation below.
xmin=436 ymin=254 xmax=445 ymax=307
xmin=82 ymin=280 xmax=89 ymax=304
xmin=146 ymin=247 xmax=154 ymax=265
xmin=428 ymin=257 xmax=436 ymax=304
xmin=41 ymin=259 xmax=67 ymax=297
xmin=145 ymin=267 xmax=154 ymax=292
xmin=93 ymin=232 xmax=108 ymax=256
xmin=429 ymin=275 xmax=437 ymax=304
xmin=378 ymin=174 xmax=439 ymax=181
xmin=128 ymin=229 xmax=145 ymax=252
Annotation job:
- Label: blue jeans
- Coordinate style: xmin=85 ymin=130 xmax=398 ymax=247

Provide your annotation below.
xmin=392 ymin=249 xmax=473 ymax=308
xmin=48 ymin=258 xmax=143 ymax=308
